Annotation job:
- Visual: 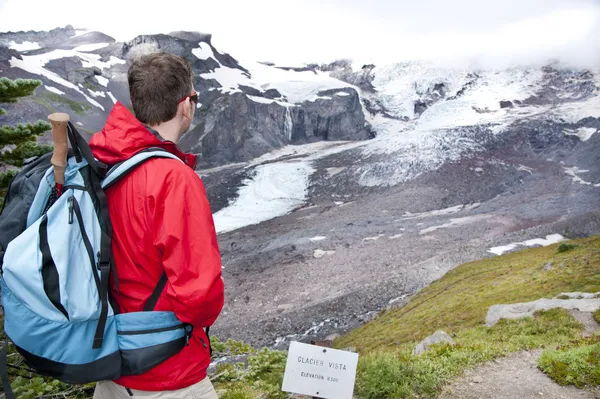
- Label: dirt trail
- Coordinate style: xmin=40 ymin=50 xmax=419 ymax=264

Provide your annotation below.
xmin=440 ymin=313 xmax=600 ymax=399
xmin=440 ymin=349 xmax=599 ymax=399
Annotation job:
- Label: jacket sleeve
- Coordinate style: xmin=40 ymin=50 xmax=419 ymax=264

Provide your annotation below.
xmin=151 ymin=161 xmax=224 ymax=328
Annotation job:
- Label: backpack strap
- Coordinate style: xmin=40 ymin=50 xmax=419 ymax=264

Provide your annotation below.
xmin=206 ymin=326 xmax=213 ymax=357
xmin=101 ymin=148 xmax=185 ymax=190
xmin=143 ymin=272 xmax=168 ymax=311
xmin=90 ymin=149 xmax=184 ymax=347
xmin=90 ymin=169 xmax=114 ymax=350
xmin=67 ymin=122 xmax=107 ymax=178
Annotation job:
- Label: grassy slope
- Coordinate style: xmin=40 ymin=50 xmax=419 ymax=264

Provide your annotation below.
xmin=1 ymin=236 xmax=598 ymax=398
xmin=335 ymin=236 xmax=600 ymax=353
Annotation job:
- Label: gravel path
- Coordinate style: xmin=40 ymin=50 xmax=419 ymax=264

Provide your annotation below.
xmin=439 ymin=349 xmax=600 ymax=399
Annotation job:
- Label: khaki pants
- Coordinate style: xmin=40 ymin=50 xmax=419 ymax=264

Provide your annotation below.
xmin=93 ymin=377 xmax=218 ymax=399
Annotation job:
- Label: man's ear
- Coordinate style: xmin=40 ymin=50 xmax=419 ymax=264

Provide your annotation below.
xmin=181 ymin=99 xmax=193 ymax=120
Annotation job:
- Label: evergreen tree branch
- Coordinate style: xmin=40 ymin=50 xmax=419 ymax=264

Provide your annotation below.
xmin=0 ymin=121 xmax=52 ymax=147
xmin=2 ymin=142 xmax=53 ymax=167
xmin=0 ymin=77 xmax=43 ymax=103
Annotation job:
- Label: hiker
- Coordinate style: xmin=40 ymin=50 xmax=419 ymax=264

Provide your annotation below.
xmin=89 ymin=53 xmax=224 ymax=398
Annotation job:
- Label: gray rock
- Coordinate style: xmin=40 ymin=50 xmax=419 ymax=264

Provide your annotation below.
xmin=318 ymin=59 xmax=376 ymax=92
xmin=486 ymin=295 xmax=600 ymax=327
xmin=325 ymin=333 xmax=341 ymax=341
xmin=414 ymin=330 xmax=455 ymax=355
xmin=543 ymin=262 xmax=553 ymax=271
xmin=414 ymin=100 xmax=428 ymax=116
xmin=181 ymin=87 xmax=373 ymax=168
xmin=554 ymin=292 xmax=600 ymax=300
xmin=207 ymin=354 xmax=250 ymax=375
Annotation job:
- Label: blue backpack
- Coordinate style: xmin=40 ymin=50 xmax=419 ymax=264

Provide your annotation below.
xmin=0 ymin=122 xmax=194 ymax=398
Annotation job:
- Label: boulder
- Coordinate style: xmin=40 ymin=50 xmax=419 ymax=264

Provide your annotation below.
xmin=486 ymin=293 xmax=600 ymax=327
xmin=414 ymin=330 xmax=454 ymax=355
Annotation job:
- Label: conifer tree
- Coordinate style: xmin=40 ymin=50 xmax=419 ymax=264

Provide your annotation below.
xmin=0 ymin=77 xmax=53 ymax=200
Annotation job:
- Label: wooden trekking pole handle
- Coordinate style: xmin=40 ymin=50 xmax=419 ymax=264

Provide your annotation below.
xmin=48 ymin=113 xmax=70 ymax=189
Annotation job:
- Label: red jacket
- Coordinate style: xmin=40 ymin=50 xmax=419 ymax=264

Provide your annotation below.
xmin=89 ymin=102 xmax=224 ymax=391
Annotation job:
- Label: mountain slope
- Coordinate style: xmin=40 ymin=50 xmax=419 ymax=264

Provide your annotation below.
xmin=2 ymin=25 xmax=599 ymax=355
xmin=0 ymin=26 xmax=372 ymax=168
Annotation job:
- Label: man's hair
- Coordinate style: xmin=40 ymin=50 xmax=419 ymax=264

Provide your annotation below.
xmin=127 ymin=52 xmax=193 ymax=125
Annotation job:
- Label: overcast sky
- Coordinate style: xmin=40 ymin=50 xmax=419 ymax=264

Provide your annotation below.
xmin=1 ymin=0 xmax=599 ymax=68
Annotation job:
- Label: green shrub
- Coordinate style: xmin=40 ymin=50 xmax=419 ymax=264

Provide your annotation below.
xmin=355 ymin=309 xmax=583 ymax=399
xmin=211 ymin=336 xmax=256 ymax=356
xmin=220 ymin=386 xmax=255 ymax=399
xmin=538 ymin=341 xmax=600 ymax=387
xmin=210 ymin=344 xmax=290 ymax=399
xmin=557 ymin=243 xmax=578 ymax=253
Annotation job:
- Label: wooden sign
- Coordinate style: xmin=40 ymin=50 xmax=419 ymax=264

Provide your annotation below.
xmin=281 ymin=341 xmax=359 ymax=399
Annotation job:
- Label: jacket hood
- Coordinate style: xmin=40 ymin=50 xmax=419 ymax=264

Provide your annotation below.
xmin=89 ymin=101 xmax=197 ymax=169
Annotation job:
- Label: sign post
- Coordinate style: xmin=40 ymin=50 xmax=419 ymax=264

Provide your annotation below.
xmin=281 ymin=340 xmax=359 ymax=399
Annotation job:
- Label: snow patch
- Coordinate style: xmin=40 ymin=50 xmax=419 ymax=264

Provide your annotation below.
xmin=248 ymin=141 xmax=346 ymax=166
xmin=564 ymin=127 xmax=597 ymax=142
xmin=212 ymin=161 xmax=315 ymax=234
xmin=518 ymin=165 xmax=534 ymax=174
xmin=389 ymin=234 xmax=404 ymax=240
xmin=107 ymin=92 xmax=117 ymax=104
xmin=363 ymin=236 xmax=380 ymax=242
xmin=314 ymin=250 xmax=335 ymax=259
xmin=488 ymin=234 xmax=566 ymax=256
xmin=419 ymin=215 xmax=489 ymax=235
xmin=554 ymin=95 xmax=600 ymax=123
xmin=95 ymin=75 xmax=109 ymax=87
xmin=310 ymin=236 xmax=327 ymax=242
xmin=326 ymin=167 xmax=346 ymax=178
xmin=357 ymin=63 xmax=552 ymax=188
xmin=81 ymin=55 xmax=125 ymax=70
xmin=87 ymin=89 xmax=106 ymax=98
xmin=564 ymin=167 xmax=600 ymax=187
xmin=9 ymin=41 xmax=41 ymax=51
xmin=201 ymin=66 xmax=249 ymax=95
xmin=76 ymin=122 xmax=84 ymax=126
xmin=241 ymin=59 xmax=353 ymax=103
xmin=191 ymin=42 xmax=214 ymax=60
xmin=45 ymin=86 xmax=65 ymax=95
xmin=8 ymin=49 xmax=121 ymax=111
xmin=335 ymin=91 xmax=351 ymax=97
xmin=73 ymin=43 xmax=109 ymax=52
xmin=401 ymin=203 xmax=481 ymax=219
xmin=246 ymin=95 xmax=294 ymax=107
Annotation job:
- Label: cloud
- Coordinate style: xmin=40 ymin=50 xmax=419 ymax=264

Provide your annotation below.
xmin=0 ymin=0 xmax=598 ymax=68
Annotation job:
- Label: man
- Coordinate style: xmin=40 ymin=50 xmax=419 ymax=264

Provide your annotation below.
xmin=89 ymin=53 xmax=224 ymax=398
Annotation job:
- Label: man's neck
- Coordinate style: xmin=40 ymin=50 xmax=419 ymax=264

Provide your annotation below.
xmin=148 ymin=120 xmax=181 ymax=144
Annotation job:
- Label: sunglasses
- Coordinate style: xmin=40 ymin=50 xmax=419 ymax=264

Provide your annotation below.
xmin=178 ymin=91 xmax=199 ymax=105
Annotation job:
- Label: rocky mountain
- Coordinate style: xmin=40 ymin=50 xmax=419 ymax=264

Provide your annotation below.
xmin=0 ymin=25 xmax=373 ymax=168
xmin=2 ymin=25 xmax=599 ymax=350
xmin=202 ymin=60 xmax=600 ymax=347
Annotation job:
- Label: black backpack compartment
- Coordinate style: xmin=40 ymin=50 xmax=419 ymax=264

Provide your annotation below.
xmin=0 ymin=153 xmax=56 ymax=268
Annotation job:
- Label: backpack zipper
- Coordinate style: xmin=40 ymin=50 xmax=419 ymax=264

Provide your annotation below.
xmin=67 ymin=196 xmax=74 ymax=224
xmin=71 ymin=196 xmax=101 ymax=292
xmin=199 ymin=336 xmax=208 ymax=348
xmin=117 ymin=323 xmax=186 ymax=336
